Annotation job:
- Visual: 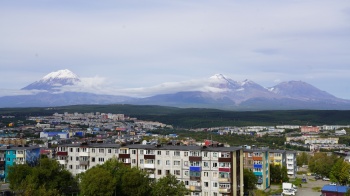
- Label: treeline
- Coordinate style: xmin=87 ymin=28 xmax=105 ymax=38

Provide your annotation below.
xmin=2 ymin=104 xmax=350 ymax=128
xmin=8 ymin=157 xmax=188 ymax=196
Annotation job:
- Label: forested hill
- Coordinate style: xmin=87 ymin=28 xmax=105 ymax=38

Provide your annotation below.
xmin=1 ymin=104 xmax=350 ymax=128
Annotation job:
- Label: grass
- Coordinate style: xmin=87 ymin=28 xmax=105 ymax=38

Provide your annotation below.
xmin=312 ymin=187 xmax=322 ymax=192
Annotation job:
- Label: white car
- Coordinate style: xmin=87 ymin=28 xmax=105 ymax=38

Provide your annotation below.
xmin=329 ymin=182 xmax=337 ymax=186
xmin=323 ymin=177 xmax=330 ymax=181
xmin=282 ymin=189 xmax=296 ymax=196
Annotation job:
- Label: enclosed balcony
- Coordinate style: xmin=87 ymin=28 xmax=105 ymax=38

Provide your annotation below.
xmin=189 ymin=185 xmax=201 ymax=192
xmin=79 ymin=160 xmax=89 ymax=165
xmin=219 ymin=188 xmax=231 ymax=193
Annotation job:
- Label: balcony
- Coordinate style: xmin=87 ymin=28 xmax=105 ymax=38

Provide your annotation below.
xmin=257 ymin=178 xmax=263 ymax=184
xmin=189 ymin=156 xmax=202 ymax=161
xmin=79 ymin=152 xmax=89 ymax=157
xmin=253 ymin=164 xmax=263 ymax=169
xmin=253 ymin=172 xmax=263 ymax=176
xmin=219 ymin=188 xmax=231 ymax=193
xmin=219 ymin=177 xmax=231 ymax=182
xmin=79 ymin=160 xmax=89 ymax=165
xmin=57 ymin=160 xmax=67 ymax=165
xmin=189 ymin=166 xmax=201 ymax=172
xmin=148 ymin=174 xmax=155 ymax=178
xmin=190 ymin=176 xmax=201 ymax=181
xmin=144 ymin=163 xmax=155 ymax=169
xmin=189 ymin=186 xmax=201 ymax=192
xmin=56 ymin=151 xmax=68 ymax=156
xmin=253 ymin=157 xmax=262 ymax=161
xmin=144 ymin=155 xmax=155 ymax=159
xmin=119 ymin=154 xmax=130 ymax=158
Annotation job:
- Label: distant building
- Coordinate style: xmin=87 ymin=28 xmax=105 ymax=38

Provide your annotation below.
xmin=335 ymin=129 xmax=347 ymax=136
xmin=300 ymin=126 xmax=320 ymax=133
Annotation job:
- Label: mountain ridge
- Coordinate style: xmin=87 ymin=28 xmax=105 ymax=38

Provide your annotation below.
xmin=1 ymin=69 xmax=350 ymax=110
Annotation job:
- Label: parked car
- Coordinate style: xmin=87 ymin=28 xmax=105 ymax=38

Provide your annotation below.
xmin=314 ymin=175 xmax=322 ymax=180
xmin=282 ymin=189 xmax=296 ymax=196
xmin=323 ymin=177 xmax=330 ymax=181
xmin=329 ymin=182 xmax=337 ymax=186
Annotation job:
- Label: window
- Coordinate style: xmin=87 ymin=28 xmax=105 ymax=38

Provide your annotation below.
xmin=82 ymin=148 xmax=87 ymax=152
xmin=70 ymin=148 xmax=73 ymax=152
xmin=145 ymin=159 xmax=154 ymax=164
xmin=213 ymin=192 xmax=218 ymax=196
xmin=132 ymin=159 xmax=136 ymax=164
xmin=157 ymin=151 xmax=161 ymax=155
xmin=184 ymin=171 xmax=189 ymax=176
xmin=157 ymin=170 xmax=162 ymax=175
xmin=132 ymin=150 xmax=136 ymax=154
xmin=166 ymin=151 xmax=169 ymax=155
xmin=184 ymin=161 xmax=188 ymax=166
xmin=166 ymin=170 xmax=170 ymax=175
xmin=76 ymin=157 xmax=79 ymax=161
xmin=248 ymin=153 xmax=252 ymax=157
xmin=140 ymin=150 xmax=144 ymax=155
xmin=185 ymin=181 xmax=189 ymax=185
xmin=213 ymin=172 xmax=218 ymax=178
xmin=99 ymin=149 xmax=104 ymax=153
xmin=91 ymin=157 xmax=95 ymax=162
xmin=174 ymin=161 xmax=180 ymax=166
xmin=174 ymin=170 xmax=180 ymax=175
xmin=203 ymin=172 xmax=209 ymax=177
xmin=145 ymin=150 xmax=154 ymax=155
xmin=174 ymin=151 xmax=180 ymax=156
xmin=92 ymin=148 xmax=95 ymax=153
xmin=108 ymin=149 xmax=112 ymax=153
xmin=190 ymin=151 xmax=200 ymax=156
xmin=204 ymin=181 xmax=209 ymax=187
xmin=166 ymin=160 xmax=170 ymax=165
xmin=219 ymin=162 xmax=230 ymax=168
xmin=140 ymin=159 xmax=144 ymax=164
xmin=76 ymin=165 xmax=79 ymax=169
xmin=157 ymin=160 xmax=161 ymax=165
xmin=76 ymin=148 xmax=79 ymax=152
xmin=212 ymin=162 xmax=218 ymax=168
xmin=69 ymin=165 xmax=72 ymax=169
xmin=184 ymin=152 xmax=188 ymax=156
xmin=213 ymin=152 xmax=218 ymax=157
xmin=203 ymin=161 xmax=209 ymax=167
xmin=120 ymin=149 xmax=127 ymax=154
xmin=203 ymin=152 xmax=208 ymax=157
xmin=190 ymin=161 xmax=200 ymax=166
xmin=98 ymin=158 xmax=104 ymax=162
xmin=220 ymin=152 xmax=230 ymax=158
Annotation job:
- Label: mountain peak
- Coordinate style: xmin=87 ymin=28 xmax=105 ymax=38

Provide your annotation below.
xmin=22 ymin=69 xmax=80 ymax=91
xmin=209 ymin=74 xmax=227 ymax=80
xmin=42 ymin=69 xmax=78 ymax=81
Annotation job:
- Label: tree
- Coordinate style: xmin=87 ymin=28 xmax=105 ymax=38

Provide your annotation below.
xmin=121 ymin=167 xmax=151 ymax=196
xmin=243 ymin=169 xmax=257 ymax=193
xmin=270 ymin=164 xmax=288 ymax=183
xmin=330 ymin=158 xmax=350 ymax=185
xmin=309 ymin=153 xmax=337 ymax=177
xmin=151 ymin=174 xmax=189 ymax=196
xmin=79 ymin=167 xmax=116 ymax=196
xmin=296 ymin=152 xmax=309 ymax=167
xmin=7 ymin=158 xmax=78 ymax=195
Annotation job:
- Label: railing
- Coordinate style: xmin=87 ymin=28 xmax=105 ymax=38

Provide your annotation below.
xmin=189 ymin=186 xmax=201 ymax=192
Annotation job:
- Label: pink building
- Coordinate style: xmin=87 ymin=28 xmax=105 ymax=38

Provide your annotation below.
xmin=300 ymin=126 xmax=320 ymax=133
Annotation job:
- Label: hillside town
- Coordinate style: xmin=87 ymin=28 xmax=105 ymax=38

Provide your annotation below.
xmin=1 ymin=112 xmax=350 ymax=195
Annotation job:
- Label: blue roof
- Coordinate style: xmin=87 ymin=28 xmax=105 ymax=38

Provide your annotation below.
xmin=322 ymin=185 xmax=349 ymax=193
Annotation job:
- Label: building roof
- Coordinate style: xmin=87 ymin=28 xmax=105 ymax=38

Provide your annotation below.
xmin=322 ymin=185 xmax=349 ymax=193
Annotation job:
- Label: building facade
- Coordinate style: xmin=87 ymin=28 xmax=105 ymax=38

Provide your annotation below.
xmin=243 ymin=148 xmax=270 ymax=190
xmin=56 ymin=142 xmax=244 ymax=196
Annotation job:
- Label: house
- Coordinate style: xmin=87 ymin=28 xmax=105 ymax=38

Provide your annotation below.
xmin=321 ymin=185 xmax=349 ymax=196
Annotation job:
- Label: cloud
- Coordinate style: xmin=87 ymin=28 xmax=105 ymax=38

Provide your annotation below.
xmin=0 ymin=89 xmax=47 ymax=97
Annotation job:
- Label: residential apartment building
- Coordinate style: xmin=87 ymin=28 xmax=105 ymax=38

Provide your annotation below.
xmin=300 ymin=126 xmax=320 ymax=133
xmin=269 ymin=150 xmax=297 ymax=178
xmin=56 ymin=142 xmax=244 ymax=196
xmin=243 ymin=148 xmax=270 ymax=190
xmin=0 ymin=146 xmax=41 ymax=181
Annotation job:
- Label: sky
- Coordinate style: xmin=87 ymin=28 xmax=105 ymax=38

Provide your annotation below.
xmin=1 ymin=0 xmax=350 ymax=98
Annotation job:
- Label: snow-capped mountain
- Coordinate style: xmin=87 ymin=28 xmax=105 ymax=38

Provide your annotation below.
xmin=22 ymin=69 xmax=81 ymax=91
xmin=1 ymin=71 xmax=350 ymax=110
